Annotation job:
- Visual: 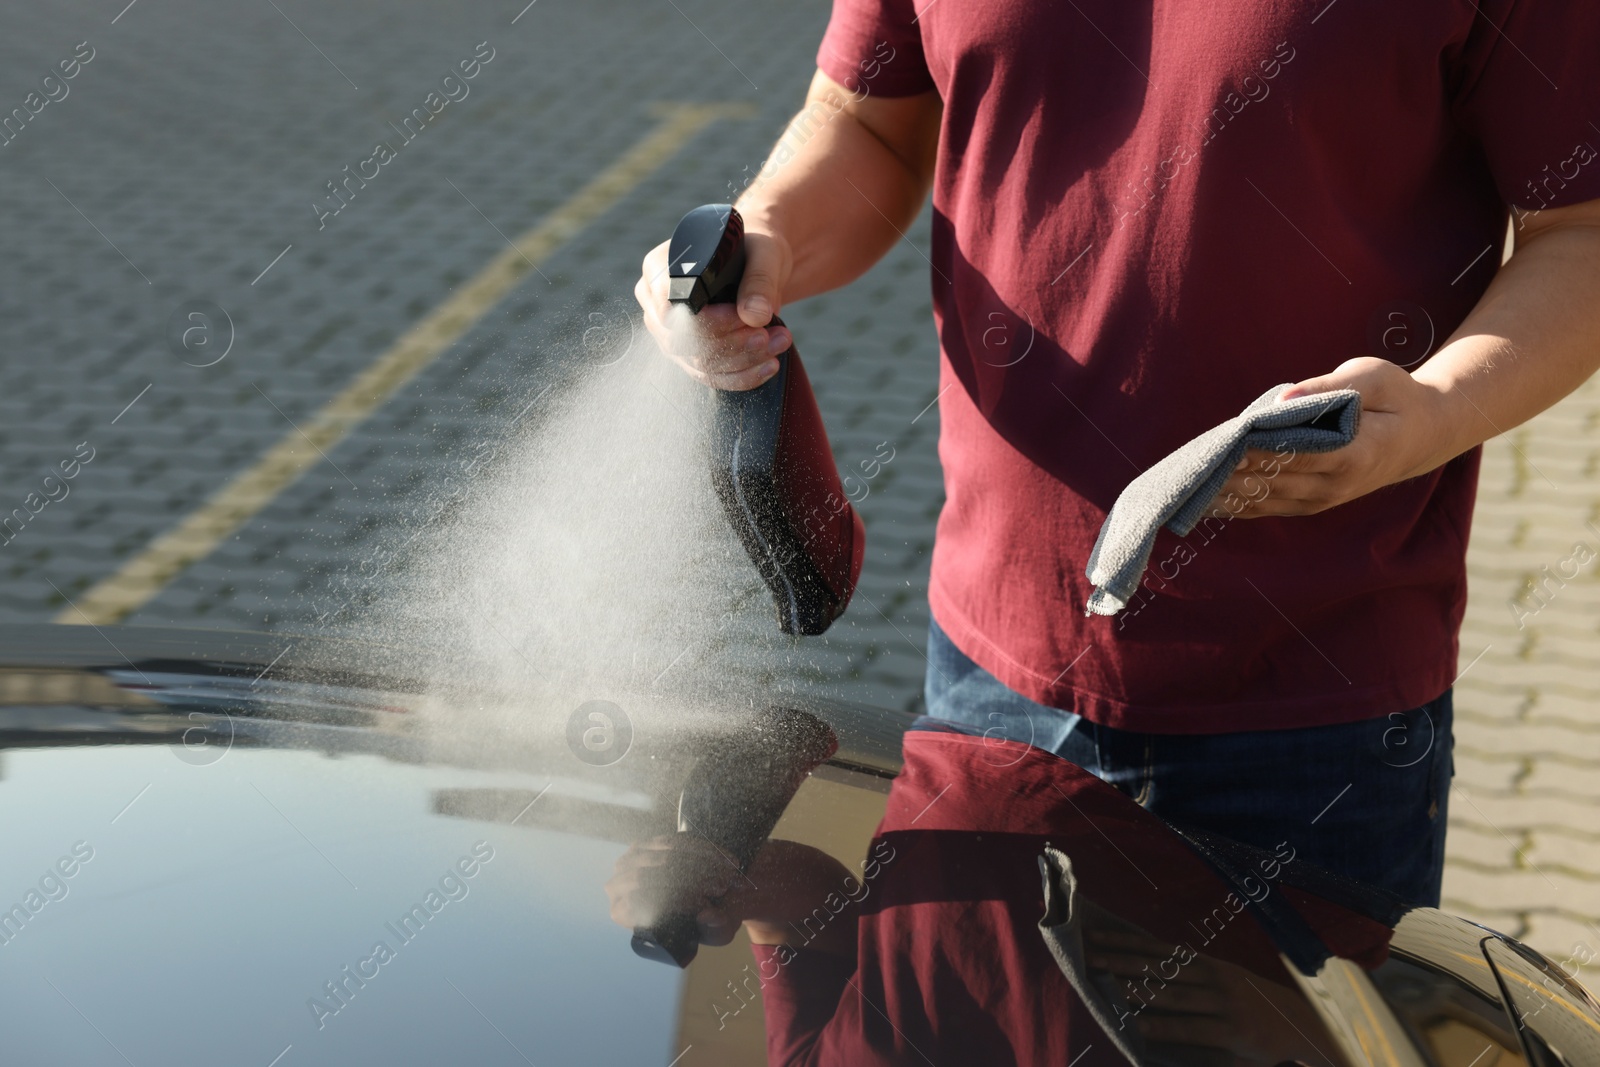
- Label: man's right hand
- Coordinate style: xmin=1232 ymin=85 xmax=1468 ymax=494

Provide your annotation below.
xmin=633 ymin=69 xmax=939 ymax=392
xmin=634 ymin=227 xmax=794 ymax=391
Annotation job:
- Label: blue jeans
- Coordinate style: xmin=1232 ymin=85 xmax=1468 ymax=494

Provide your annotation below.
xmin=922 ymin=619 xmax=1454 ymax=906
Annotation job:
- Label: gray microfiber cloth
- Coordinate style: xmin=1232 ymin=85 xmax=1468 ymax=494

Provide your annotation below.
xmin=1084 ymin=385 xmax=1362 ymax=616
xmin=1037 ymin=846 xmax=1144 ymax=1066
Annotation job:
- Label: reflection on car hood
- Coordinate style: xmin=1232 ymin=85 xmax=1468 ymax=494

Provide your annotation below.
xmin=1 ymin=624 xmax=1596 ymax=1067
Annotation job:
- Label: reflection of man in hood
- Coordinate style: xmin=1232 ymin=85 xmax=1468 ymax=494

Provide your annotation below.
xmin=610 ymin=729 xmax=1394 ymax=1065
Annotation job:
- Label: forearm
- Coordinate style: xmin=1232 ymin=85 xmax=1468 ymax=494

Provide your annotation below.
xmin=737 ymin=71 xmax=938 ymax=303
xmin=1413 ymin=210 xmax=1600 ymax=470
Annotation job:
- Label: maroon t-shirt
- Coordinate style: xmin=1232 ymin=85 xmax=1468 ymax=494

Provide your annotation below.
xmin=817 ymin=0 xmax=1600 ymax=731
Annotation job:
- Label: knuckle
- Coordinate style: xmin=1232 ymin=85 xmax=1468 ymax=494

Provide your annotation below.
xmin=724 ymin=366 xmax=770 ymax=392
xmin=705 ymin=341 xmax=758 ymax=371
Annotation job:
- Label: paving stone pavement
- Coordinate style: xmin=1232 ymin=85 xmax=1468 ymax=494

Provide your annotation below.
xmin=1444 ymin=373 xmax=1600 ymax=964
xmin=0 ymin=0 xmax=942 ymax=716
xmin=0 ymin=0 xmax=1594 ymax=963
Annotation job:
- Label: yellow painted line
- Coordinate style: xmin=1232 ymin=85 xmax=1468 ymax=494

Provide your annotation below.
xmin=1337 ymin=960 xmax=1406 ymax=1066
xmin=59 ymin=102 xmax=755 ymax=626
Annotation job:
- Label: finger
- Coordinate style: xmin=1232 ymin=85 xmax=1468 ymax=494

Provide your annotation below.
xmin=1210 ymin=473 xmax=1277 ymax=510
xmin=637 ymin=277 xmax=679 ymax=363
xmin=1234 ymin=446 xmax=1298 ymax=470
xmin=1228 ymin=447 xmax=1323 ymax=478
xmin=1278 ymin=365 xmax=1359 ymax=402
xmin=677 ymin=309 xmax=789 ymax=370
xmin=1279 ymin=355 xmax=1398 ymax=403
xmin=637 ymin=262 xmax=774 ymax=360
xmin=608 ymin=887 xmax=719 ymax=929
xmin=1207 ymin=477 xmax=1275 ymax=517
xmin=637 ymin=234 xmax=789 ymax=391
xmin=611 ymin=869 xmax=730 ymax=923
xmin=1208 ymin=454 xmax=1311 ymax=511
xmin=658 ymin=307 xmax=789 ymax=388
xmin=1231 ymin=499 xmax=1331 ymax=518
xmin=1212 ymin=458 xmax=1343 ymax=513
xmin=665 ymin=343 xmax=783 ymax=391
xmin=611 ymin=848 xmax=655 ymax=880
xmin=681 ymin=304 xmax=791 ymax=349
xmin=614 ymin=835 xmax=736 ymax=880
xmin=1228 ymin=477 xmax=1344 ymax=518
xmin=606 ymin=873 xmax=647 ymax=924
xmin=639 ymin=241 xmax=672 ymax=303
xmin=651 ymin=328 xmax=777 ymax=386
xmin=635 ymin=275 xmax=662 ymax=330
xmin=705 ymin=358 xmax=782 ymax=392
xmin=608 ymin=835 xmax=749 ymax=926
xmin=736 ymin=231 xmax=785 ymax=328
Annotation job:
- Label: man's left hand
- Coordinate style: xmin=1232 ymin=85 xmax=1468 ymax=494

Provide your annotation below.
xmin=1218 ymin=357 xmax=1452 ymax=518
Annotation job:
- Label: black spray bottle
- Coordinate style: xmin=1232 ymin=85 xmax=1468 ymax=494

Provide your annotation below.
xmin=630 ymin=708 xmax=838 ymax=967
xmin=666 ymin=204 xmax=864 ymax=636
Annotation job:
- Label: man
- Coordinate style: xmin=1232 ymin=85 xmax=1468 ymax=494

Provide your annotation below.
xmin=636 ymin=0 xmax=1600 ymax=904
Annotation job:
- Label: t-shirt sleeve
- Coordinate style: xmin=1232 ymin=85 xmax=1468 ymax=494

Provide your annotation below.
xmin=1449 ymin=0 xmax=1600 ymax=211
xmin=751 ymin=943 xmax=862 ymax=1066
xmin=816 ymin=0 xmax=936 ymax=98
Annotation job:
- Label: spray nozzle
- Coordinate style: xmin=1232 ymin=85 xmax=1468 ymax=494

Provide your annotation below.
xmin=666 ymin=204 xmax=746 ymax=313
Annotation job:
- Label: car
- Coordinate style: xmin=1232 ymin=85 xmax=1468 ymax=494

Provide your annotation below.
xmin=1 ymin=623 xmax=1595 ymax=1066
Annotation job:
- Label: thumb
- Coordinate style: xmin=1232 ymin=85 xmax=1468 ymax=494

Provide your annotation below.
xmin=1278 ymin=356 xmax=1390 ymax=402
xmin=736 ymin=231 xmax=788 ymax=328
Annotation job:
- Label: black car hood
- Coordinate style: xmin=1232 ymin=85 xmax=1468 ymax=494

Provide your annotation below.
xmin=1 ymin=624 xmax=1595 ymax=1067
